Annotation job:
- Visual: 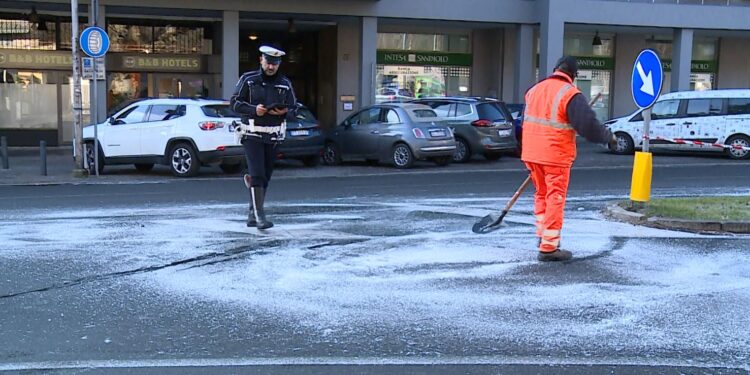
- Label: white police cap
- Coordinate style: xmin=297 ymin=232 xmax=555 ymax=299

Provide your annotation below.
xmin=259 ymin=46 xmax=285 ymax=63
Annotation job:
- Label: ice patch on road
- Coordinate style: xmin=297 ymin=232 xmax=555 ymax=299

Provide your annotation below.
xmin=1 ymin=196 xmax=749 ymax=366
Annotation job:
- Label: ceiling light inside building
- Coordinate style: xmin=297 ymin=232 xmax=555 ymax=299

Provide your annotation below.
xmin=249 ymin=35 xmax=258 ymax=40
xmin=28 ymin=6 xmax=39 ymax=25
xmin=592 ymin=31 xmax=602 ymax=46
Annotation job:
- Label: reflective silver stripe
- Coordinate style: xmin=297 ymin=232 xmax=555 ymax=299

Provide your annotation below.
xmin=551 ymin=84 xmax=574 ymax=121
xmin=524 ymin=115 xmax=573 ymax=130
xmin=523 ymin=84 xmax=575 ymax=130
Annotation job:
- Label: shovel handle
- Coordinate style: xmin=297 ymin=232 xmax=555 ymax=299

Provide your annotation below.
xmin=501 ymin=175 xmax=532 ymax=212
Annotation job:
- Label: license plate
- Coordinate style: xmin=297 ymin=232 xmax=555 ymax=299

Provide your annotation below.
xmin=498 ymin=129 xmax=512 ymax=137
xmin=430 ymin=130 xmax=446 ymax=137
xmin=290 ymin=130 xmax=310 ymax=136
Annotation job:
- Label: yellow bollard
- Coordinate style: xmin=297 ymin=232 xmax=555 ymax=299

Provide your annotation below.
xmin=630 ymin=151 xmax=652 ymax=202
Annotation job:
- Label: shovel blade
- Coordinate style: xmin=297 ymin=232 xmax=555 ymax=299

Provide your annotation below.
xmin=472 ymin=214 xmax=502 ymax=234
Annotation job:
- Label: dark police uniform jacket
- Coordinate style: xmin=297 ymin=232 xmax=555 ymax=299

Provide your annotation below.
xmin=230 ymin=69 xmax=297 ymax=143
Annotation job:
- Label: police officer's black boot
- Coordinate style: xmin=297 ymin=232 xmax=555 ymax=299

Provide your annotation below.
xmin=244 ymin=175 xmax=256 ymax=227
xmin=246 ymin=193 xmax=256 ymax=227
xmin=251 ymin=186 xmax=273 ymax=230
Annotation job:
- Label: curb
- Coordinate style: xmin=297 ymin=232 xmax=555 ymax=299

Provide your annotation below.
xmin=603 ymin=202 xmax=750 ymax=234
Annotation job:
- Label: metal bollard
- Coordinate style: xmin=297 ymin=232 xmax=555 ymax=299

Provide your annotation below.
xmin=1 ymin=136 xmax=8 ymax=169
xmin=40 ymin=140 xmax=47 ymax=176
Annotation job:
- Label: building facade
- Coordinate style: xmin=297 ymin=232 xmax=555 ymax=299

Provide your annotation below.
xmin=1 ymin=0 xmax=749 ymax=146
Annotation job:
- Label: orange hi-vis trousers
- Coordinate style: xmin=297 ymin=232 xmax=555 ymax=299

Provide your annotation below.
xmin=524 ymin=162 xmax=571 ymax=252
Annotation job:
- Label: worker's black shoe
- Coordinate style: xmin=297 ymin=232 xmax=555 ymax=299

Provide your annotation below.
xmin=537 ymin=249 xmax=573 ymax=262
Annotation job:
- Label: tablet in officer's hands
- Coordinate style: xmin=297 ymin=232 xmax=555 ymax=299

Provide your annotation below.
xmin=267 ymin=103 xmax=288 ymax=111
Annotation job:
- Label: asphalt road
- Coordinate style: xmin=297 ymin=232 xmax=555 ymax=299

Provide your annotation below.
xmin=1 ymin=145 xmax=749 ymax=374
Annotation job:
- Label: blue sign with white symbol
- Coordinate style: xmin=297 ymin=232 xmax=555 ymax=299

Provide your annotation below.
xmin=80 ymin=26 xmax=109 ymax=58
xmin=631 ymin=49 xmax=663 ymax=109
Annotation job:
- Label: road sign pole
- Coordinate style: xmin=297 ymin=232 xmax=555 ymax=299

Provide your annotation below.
xmin=92 ymin=0 xmax=100 ymax=176
xmin=630 ymin=49 xmax=663 ymax=204
xmin=70 ymin=0 xmax=87 ymax=177
xmin=642 ymin=107 xmax=651 ymax=153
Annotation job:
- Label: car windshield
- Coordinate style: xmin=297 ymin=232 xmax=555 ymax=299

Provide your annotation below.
xmin=296 ymin=107 xmax=317 ymax=121
xmin=476 ymin=102 xmax=506 ymax=121
xmin=407 ymin=108 xmax=442 ymax=122
xmin=201 ymin=104 xmax=241 ymax=118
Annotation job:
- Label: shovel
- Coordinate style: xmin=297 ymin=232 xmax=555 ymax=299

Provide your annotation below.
xmin=472 ymin=93 xmax=603 ymax=234
xmin=472 ymin=175 xmax=532 ymax=234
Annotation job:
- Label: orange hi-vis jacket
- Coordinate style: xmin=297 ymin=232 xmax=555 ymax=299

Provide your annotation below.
xmin=521 ymin=71 xmax=581 ymax=167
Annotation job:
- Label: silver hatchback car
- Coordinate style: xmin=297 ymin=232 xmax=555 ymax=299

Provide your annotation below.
xmin=322 ymin=103 xmax=456 ymax=168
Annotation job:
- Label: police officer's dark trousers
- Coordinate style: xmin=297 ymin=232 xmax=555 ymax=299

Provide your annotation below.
xmin=242 ymin=137 xmax=277 ymax=229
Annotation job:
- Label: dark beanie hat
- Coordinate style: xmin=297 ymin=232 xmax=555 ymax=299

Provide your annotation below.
xmin=554 ymin=56 xmax=578 ymax=78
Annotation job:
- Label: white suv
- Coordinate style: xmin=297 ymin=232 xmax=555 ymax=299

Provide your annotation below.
xmin=82 ymin=98 xmax=244 ymax=177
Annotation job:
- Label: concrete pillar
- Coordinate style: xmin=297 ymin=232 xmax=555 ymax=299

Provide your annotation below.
xmin=471 ymin=28 xmax=502 ymax=98
xmin=514 ymin=24 xmax=535 ymax=103
xmin=671 ymin=28 xmax=693 ymax=92
xmin=359 ymin=16 xmax=377 ymax=108
xmin=538 ymin=0 xmax=564 ymax=79
xmin=613 ymin=33 xmax=647 ymax=117
xmin=221 ymin=11 xmax=240 ymax=99
xmin=336 ymin=19 xmax=361 ymax=123
xmin=717 ymin=37 xmax=750 ymax=89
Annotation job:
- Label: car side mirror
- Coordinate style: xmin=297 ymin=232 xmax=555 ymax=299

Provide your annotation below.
xmin=108 ymin=117 xmax=115 ymax=125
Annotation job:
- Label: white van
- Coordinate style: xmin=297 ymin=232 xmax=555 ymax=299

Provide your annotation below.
xmin=605 ymin=89 xmax=750 ymax=160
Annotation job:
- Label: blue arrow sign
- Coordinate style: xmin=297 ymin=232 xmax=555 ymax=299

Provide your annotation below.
xmin=80 ymin=26 xmax=110 ymax=58
xmin=631 ymin=49 xmax=663 ymax=109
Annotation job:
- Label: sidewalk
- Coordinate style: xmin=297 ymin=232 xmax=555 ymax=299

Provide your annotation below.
xmin=0 ymin=146 xmax=528 ymax=186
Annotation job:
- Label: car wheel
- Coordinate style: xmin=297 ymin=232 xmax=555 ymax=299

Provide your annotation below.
xmin=85 ymin=142 xmax=104 ymax=175
xmin=219 ymin=162 xmax=242 ymax=174
xmin=611 ymin=132 xmax=635 ymax=155
xmin=134 ymin=163 xmax=154 ymax=172
xmin=392 ymin=143 xmax=414 ymax=169
xmin=168 ymin=142 xmax=200 ymax=177
xmin=453 ymin=137 xmax=471 ymax=163
xmin=484 ymin=153 xmax=501 ymax=161
xmin=322 ymin=143 xmax=342 ymax=165
xmin=725 ymin=134 xmax=750 ymax=160
xmin=301 ymin=155 xmax=320 ymax=167
xmin=432 ymin=156 xmax=452 ymax=166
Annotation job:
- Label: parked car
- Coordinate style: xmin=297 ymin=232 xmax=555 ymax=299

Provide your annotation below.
xmin=322 ymin=103 xmax=455 ymax=169
xmin=505 ymin=103 xmax=525 ymax=155
xmin=376 ymin=87 xmax=415 ymax=103
xmin=82 ymin=98 xmax=244 ymax=177
xmin=276 ymin=103 xmax=325 ymax=166
xmin=410 ymin=97 xmax=518 ymax=162
xmin=604 ymin=89 xmax=750 ymax=160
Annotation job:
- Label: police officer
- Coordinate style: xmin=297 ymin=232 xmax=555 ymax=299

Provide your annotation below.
xmin=230 ymin=45 xmax=297 ymax=230
xmin=521 ymin=56 xmax=617 ymax=262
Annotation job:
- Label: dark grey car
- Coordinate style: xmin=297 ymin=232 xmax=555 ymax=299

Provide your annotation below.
xmin=322 ymin=103 xmax=456 ymax=169
xmin=411 ymin=97 xmax=518 ymax=163
xmin=277 ymin=104 xmax=324 ymax=166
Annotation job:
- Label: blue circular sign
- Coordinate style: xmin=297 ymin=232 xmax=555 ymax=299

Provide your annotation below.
xmin=631 ymin=49 xmax=663 ymax=109
xmin=80 ymin=26 xmax=109 ymax=58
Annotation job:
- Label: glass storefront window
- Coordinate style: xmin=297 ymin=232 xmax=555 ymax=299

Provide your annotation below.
xmin=562 ymin=33 xmax=613 ymax=121
xmin=376 ymin=65 xmax=470 ymax=103
xmin=0 ymin=18 xmax=56 ymax=50
xmin=0 ymin=70 xmax=58 ymax=129
xmin=377 ymin=33 xmax=470 ymax=53
xmin=108 ymin=73 xmax=147 ymax=113
xmin=574 ymin=70 xmax=611 ymax=122
xmin=564 ymin=33 xmax=614 ymax=57
xmin=108 ymin=22 xmax=210 ymax=54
